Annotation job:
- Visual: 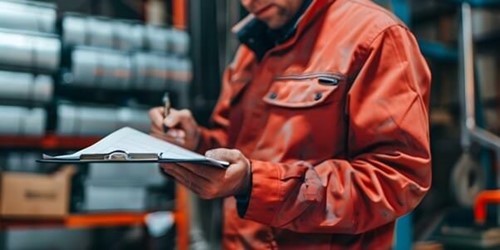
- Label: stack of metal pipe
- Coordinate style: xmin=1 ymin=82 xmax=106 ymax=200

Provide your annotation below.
xmin=56 ymin=103 xmax=150 ymax=136
xmin=0 ymin=1 xmax=59 ymax=136
xmin=61 ymin=14 xmax=192 ymax=91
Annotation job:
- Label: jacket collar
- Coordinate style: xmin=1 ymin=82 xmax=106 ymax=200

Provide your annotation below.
xmin=232 ymin=0 xmax=335 ymax=60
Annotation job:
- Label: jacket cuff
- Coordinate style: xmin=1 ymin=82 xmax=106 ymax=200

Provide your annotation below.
xmin=242 ymin=160 xmax=281 ymax=224
xmin=234 ymin=160 xmax=253 ymax=217
xmin=234 ymin=177 xmax=252 ymax=217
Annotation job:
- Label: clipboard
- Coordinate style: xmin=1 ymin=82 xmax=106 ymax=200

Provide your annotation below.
xmin=38 ymin=127 xmax=229 ymax=168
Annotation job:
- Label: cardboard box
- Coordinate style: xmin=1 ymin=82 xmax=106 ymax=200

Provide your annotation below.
xmin=0 ymin=165 xmax=75 ymax=218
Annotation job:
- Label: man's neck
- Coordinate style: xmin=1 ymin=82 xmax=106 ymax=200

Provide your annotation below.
xmin=236 ymin=0 xmax=313 ymax=60
xmin=267 ymin=0 xmax=313 ymax=45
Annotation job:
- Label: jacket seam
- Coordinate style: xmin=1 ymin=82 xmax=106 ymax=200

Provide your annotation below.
xmin=365 ymin=23 xmax=405 ymax=51
xmin=348 ymin=0 xmax=406 ymax=27
xmin=386 ymin=26 xmax=424 ymax=127
xmin=347 ymin=21 xmax=404 ymax=87
xmin=387 ymin=26 xmax=413 ymax=91
xmin=349 ymin=23 xmax=405 ymax=90
xmin=274 ymin=162 xmax=283 ymax=225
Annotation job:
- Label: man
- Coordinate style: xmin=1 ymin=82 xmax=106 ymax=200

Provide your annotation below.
xmin=149 ymin=0 xmax=431 ymax=249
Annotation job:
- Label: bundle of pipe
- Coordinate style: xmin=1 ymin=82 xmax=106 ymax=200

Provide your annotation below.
xmin=0 ymin=106 xmax=45 ymax=136
xmin=62 ymin=14 xmax=189 ymax=56
xmin=56 ymin=103 xmax=150 ymax=136
xmin=63 ymin=14 xmax=144 ymax=51
xmin=0 ymin=1 xmax=56 ymax=34
xmin=0 ymin=30 xmax=60 ymax=73
xmin=131 ymin=52 xmax=192 ymax=90
xmin=65 ymin=46 xmax=131 ymax=90
xmin=0 ymin=70 xmax=53 ymax=104
xmin=65 ymin=47 xmax=192 ymax=91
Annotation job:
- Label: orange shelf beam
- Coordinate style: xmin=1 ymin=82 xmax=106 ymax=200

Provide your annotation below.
xmin=174 ymin=183 xmax=190 ymax=250
xmin=0 ymin=135 xmax=44 ymax=148
xmin=65 ymin=212 xmax=147 ymax=228
xmin=42 ymin=134 xmax=101 ymax=150
xmin=0 ymin=211 xmax=189 ymax=230
xmin=0 ymin=134 xmax=101 ymax=150
xmin=0 ymin=212 xmax=151 ymax=229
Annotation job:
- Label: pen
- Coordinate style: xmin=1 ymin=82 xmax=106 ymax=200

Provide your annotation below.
xmin=163 ymin=92 xmax=171 ymax=133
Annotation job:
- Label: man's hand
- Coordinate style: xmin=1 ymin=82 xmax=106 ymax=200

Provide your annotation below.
xmin=149 ymin=106 xmax=200 ymax=151
xmin=160 ymin=148 xmax=251 ymax=199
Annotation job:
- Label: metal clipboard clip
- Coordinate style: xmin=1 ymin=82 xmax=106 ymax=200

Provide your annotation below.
xmin=80 ymin=150 xmax=131 ymax=161
xmin=104 ymin=150 xmax=130 ymax=160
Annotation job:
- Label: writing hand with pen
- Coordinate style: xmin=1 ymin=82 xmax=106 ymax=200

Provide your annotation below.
xmin=148 ymin=92 xmax=251 ymax=199
xmin=149 ymin=92 xmax=200 ymax=151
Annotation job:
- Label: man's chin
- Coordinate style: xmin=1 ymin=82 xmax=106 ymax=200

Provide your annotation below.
xmin=260 ymin=18 xmax=288 ymax=29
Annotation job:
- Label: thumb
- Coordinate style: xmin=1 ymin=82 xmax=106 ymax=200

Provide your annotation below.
xmin=205 ymin=148 xmax=243 ymax=163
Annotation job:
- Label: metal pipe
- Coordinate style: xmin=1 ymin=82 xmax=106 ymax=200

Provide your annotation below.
xmin=63 ymin=14 xmax=190 ymax=56
xmin=131 ymin=52 xmax=192 ymax=91
xmin=0 ymin=1 xmax=56 ymax=33
xmin=460 ymin=2 xmax=500 ymax=225
xmin=469 ymin=128 xmax=500 ymax=150
xmin=0 ymin=106 xmax=45 ymax=136
xmin=460 ymin=2 xmax=500 ymax=156
xmin=0 ymin=30 xmax=60 ymax=73
xmin=63 ymin=14 xmax=145 ymax=51
xmin=459 ymin=2 xmax=474 ymax=150
xmin=56 ymin=103 xmax=150 ymax=136
xmin=67 ymin=47 xmax=132 ymax=90
xmin=0 ymin=70 xmax=53 ymax=104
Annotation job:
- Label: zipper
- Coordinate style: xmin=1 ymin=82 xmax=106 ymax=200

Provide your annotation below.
xmin=274 ymin=72 xmax=344 ymax=85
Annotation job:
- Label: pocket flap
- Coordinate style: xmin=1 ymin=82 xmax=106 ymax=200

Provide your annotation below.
xmin=263 ymin=74 xmax=344 ymax=108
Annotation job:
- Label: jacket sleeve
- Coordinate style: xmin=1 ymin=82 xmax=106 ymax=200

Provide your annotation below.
xmin=240 ymin=25 xmax=432 ymax=234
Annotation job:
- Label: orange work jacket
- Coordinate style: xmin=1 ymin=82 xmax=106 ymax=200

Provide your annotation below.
xmin=197 ymin=0 xmax=432 ymax=249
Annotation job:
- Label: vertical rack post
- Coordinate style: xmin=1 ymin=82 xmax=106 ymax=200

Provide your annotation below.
xmin=171 ymin=1 xmax=190 ymax=249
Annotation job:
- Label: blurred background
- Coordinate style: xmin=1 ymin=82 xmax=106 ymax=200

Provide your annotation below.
xmin=0 ymin=0 xmax=497 ymax=249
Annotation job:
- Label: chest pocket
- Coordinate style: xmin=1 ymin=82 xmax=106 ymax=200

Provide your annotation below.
xmin=263 ymin=73 xmax=345 ymax=108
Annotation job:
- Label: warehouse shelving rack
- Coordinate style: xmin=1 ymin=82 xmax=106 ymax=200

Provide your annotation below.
xmin=0 ymin=0 xmax=191 ymax=249
xmin=0 ymin=133 xmax=190 ymax=250
xmin=376 ymin=0 xmax=500 ymax=248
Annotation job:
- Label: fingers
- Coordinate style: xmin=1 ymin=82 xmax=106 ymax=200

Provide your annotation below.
xmin=161 ymin=163 xmax=211 ymax=196
xmin=149 ymin=107 xmax=165 ymax=131
xmin=164 ymin=164 xmax=197 ymax=192
xmin=164 ymin=109 xmax=194 ymax=130
xmin=161 ymin=163 xmax=211 ymax=182
xmin=150 ymin=107 xmax=191 ymax=131
xmin=204 ymin=149 xmax=251 ymax=193
xmin=164 ymin=109 xmax=199 ymax=150
xmin=165 ymin=128 xmax=186 ymax=139
xmin=160 ymin=151 xmax=251 ymax=199
xmin=149 ymin=107 xmax=186 ymax=141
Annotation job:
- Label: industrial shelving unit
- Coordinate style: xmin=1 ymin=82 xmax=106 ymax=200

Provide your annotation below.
xmin=376 ymin=0 xmax=500 ymax=249
xmin=0 ymin=0 xmax=192 ymax=249
xmin=0 ymin=133 xmax=190 ymax=250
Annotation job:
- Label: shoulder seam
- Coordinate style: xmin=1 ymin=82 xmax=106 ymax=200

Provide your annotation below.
xmin=347 ymin=0 xmax=405 ymax=27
